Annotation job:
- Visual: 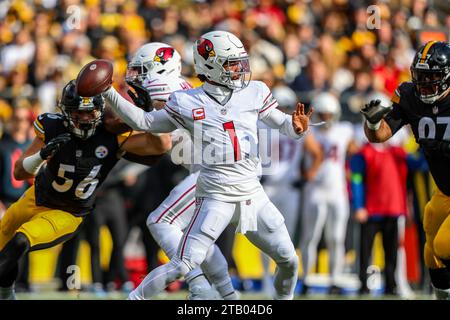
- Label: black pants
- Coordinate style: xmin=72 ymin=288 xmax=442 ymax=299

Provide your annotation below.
xmin=57 ymin=213 xmax=100 ymax=289
xmin=96 ymin=188 xmax=129 ymax=284
xmin=359 ymin=216 xmax=399 ymax=294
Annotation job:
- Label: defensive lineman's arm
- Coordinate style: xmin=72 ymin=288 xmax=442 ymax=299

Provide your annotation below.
xmin=102 ymin=87 xmax=177 ymax=133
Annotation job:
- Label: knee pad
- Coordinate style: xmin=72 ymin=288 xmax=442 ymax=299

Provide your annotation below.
xmin=277 ymin=252 xmax=299 ymax=274
xmin=429 ymin=268 xmax=450 ymax=290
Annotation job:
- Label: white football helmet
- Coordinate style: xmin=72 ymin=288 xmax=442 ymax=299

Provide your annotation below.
xmin=193 ymin=30 xmax=251 ymax=90
xmin=311 ymin=92 xmax=341 ymax=127
xmin=126 ymin=42 xmax=182 ymax=85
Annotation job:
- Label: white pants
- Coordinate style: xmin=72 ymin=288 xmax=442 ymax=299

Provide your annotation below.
xmin=132 ymin=189 xmax=299 ymax=300
xmin=146 ymin=171 xmax=232 ymax=288
xmin=300 ymin=185 xmax=349 ymax=284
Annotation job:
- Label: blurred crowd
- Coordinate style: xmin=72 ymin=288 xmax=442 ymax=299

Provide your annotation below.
xmin=0 ymin=0 xmax=449 ymax=297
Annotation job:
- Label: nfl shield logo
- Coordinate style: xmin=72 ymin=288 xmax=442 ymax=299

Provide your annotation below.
xmin=220 ymin=108 xmax=227 ymax=115
xmin=432 ymin=106 xmax=439 ymax=114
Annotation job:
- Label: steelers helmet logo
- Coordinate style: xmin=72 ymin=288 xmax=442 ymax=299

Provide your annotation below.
xmin=95 ymin=145 xmax=108 ymax=158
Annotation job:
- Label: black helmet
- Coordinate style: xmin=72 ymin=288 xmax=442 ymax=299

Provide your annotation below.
xmin=410 ymin=41 xmax=450 ymax=104
xmin=59 ymin=80 xmax=105 ymax=139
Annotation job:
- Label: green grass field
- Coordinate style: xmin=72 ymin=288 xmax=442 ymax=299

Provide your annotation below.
xmin=15 ymin=290 xmax=434 ymax=300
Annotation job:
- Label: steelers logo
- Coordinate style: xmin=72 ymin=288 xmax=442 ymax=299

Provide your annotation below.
xmin=95 ymin=145 xmax=108 ymax=158
xmin=90 ymin=64 xmax=97 ymax=71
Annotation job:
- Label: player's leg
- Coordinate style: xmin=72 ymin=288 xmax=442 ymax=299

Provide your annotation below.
xmin=129 ymin=198 xmax=236 ymax=300
xmin=0 ymin=186 xmax=46 ymax=299
xmin=146 ymin=172 xmax=215 ymax=297
xmin=423 ymin=190 xmax=450 ymax=299
xmin=299 ymin=197 xmax=327 ymax=289
xmin=395 ymin=215 xmax=414 ymax=298
xmin=200 ymin=244 xmax=239 ymax=300
xmin=325 ymin=198 xmax=349 ymax=290
xmin=245 ymin=194 xmax=299 ymax=300
xmin=381 ymin=217 xmax=399 ymax=295
xmin=0 ymin=233 xmax=30 ymax=299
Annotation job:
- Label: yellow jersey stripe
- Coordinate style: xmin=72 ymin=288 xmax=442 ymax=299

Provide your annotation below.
xmin=420 ymin=41 xmax=437 ymax=62
xmin=33 ymin=121 xmax=44 ymax=134
xmin=34 ymin=118 xmax=44 ymax=130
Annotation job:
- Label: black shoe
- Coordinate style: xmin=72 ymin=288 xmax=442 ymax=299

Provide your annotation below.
xmin=358 ymin=286 xmax=370 ymax=295
xmin=328 ymin=285 xmax=342 ymax=295
xmin=300 ymin=283 xmax=309 ymax=295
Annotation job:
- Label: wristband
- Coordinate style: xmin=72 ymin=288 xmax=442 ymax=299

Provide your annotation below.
xmin=366 ymin=120 xmax=381 ymax=130
xmin=23 ymin=152 xmax=45 ymax=175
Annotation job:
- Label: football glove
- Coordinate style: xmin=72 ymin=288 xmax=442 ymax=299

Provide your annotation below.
xmin=126 ymin=80 xmax=153 ymax=112
xmin=418 ymin=138 xmax=450 ymax=157
xmin=40 ymin=133 xmax=72 ymax=160
xmin=360 ymin=99 xmax=393 ymax=125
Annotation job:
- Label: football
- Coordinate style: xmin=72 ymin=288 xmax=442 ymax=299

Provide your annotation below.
xmin=75 ymin=59 xmax=113 ymax=97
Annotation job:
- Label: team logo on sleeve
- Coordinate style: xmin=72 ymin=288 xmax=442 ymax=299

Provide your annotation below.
xmin=95 ymin=145 xmax=108 ymax=158
xmin=197 ymin=38 xmax=215 ymax=60
xmin=154 ymin=47 xmax=174 ymax=65
xmin=192 ymin=108 xmax=205 ymax=120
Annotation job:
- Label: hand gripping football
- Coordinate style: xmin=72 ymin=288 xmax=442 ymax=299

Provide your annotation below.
xmin=76 ymin=59 xmax=113 ymax=97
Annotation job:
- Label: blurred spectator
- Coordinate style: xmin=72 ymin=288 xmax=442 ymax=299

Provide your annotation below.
xmin=351 ymin=142 xmax=408 ymax=296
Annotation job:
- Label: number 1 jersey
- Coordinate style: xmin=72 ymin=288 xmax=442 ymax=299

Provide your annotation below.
xmin=164 ymin=81 xmax=279 ymax=201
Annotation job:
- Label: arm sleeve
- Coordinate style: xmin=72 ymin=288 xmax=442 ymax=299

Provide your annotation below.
xmin=260 ymin=107 xmax=305 ymax=139
xmin=350 ymin=153 xmax=366 ymax=210
xmin=102 ymin=87 xmax=177 ymax=133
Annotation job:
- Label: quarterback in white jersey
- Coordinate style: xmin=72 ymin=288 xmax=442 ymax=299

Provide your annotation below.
xmin=125 ymin=42 xmax=237 ymax=300
xmin=299 ymin=92 xmax=356 ymax=293
xmin=103 ymin=31 xmax=312 ymax=300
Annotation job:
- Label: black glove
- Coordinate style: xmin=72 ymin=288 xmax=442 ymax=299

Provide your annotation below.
xmin=418 ymin=138 xmax=450 ymax=157
xmin=40 ymin=133 xmax=72 ymax=160
xmin=360 ymin=99 xmax=393 ymax=124
xmin=126 ymin=80 xmax=153 ymax=112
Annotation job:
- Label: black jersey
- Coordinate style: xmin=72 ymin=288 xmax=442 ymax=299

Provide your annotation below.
xmin=384 ymin=82 xmax=450 ymax=196
xmin=33 ymin=113 xmax=128 ymax=216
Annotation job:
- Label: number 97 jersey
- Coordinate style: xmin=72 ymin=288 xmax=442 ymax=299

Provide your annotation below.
xmin=33 ymin=113 xmax=125 ymax=216
xmin=384 ymin=82 xmax=450 ymax=196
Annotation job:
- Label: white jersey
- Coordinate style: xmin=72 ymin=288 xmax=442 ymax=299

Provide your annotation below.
xmin=165 ymin=81 xmax=290 ymax=201
xmin=103 ymin=80 xmax=303 ymax=202
xmin=311 ymin=121 xmax=353 ymax=192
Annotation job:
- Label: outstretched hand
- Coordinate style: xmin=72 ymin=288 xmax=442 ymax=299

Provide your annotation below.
xmin=292 ymin=103 xmax=314 ymax=134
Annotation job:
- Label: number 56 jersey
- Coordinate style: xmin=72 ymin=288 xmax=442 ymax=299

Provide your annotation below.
xmin=164 ymin=81 xmax=278 ymax=202
xmin=33 ymin=113 xmax=125 ymax=216
xmin=385 ymin=82 xmax=450 ymax=196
